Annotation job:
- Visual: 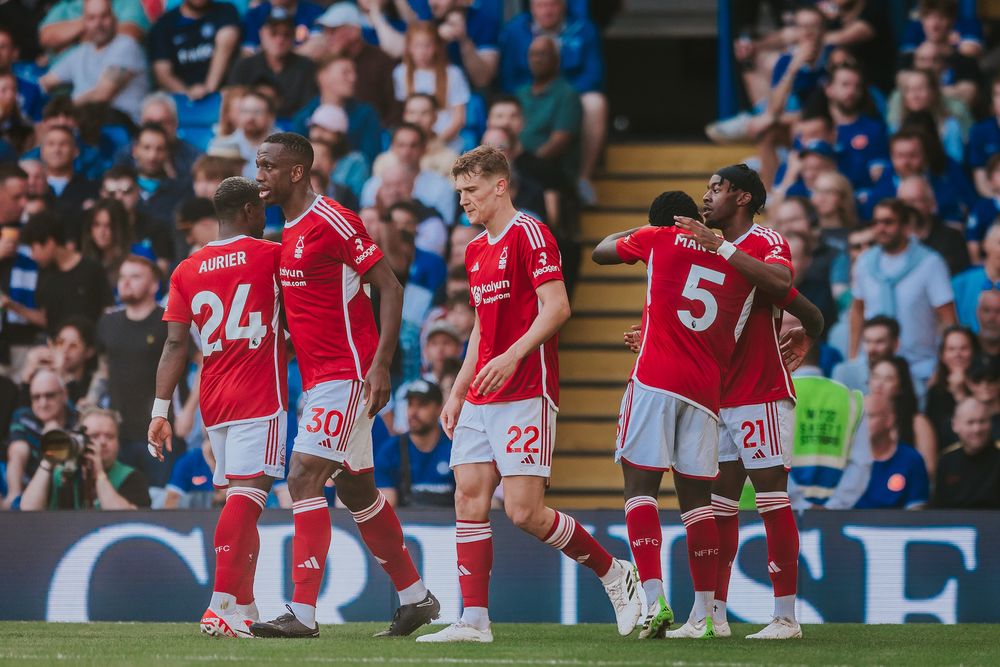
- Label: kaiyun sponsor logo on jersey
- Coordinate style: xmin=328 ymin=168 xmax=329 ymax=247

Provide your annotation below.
xmin=471 ymin=279 xmax=510 ymax=306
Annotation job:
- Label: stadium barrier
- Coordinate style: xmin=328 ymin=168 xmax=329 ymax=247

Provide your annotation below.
xmin=0 ymin=509 xmax=995 ymax=623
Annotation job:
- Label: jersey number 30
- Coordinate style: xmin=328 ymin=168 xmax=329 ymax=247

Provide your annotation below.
xmin=192 ymin=284 xmax=268 ymax=357
xmin=677 ymin=265 xmax=726 ymax=331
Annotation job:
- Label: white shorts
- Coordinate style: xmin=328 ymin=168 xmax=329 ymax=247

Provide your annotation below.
xmin=450 ymin=397 xmax=556 ymax=478
xmin=292 ymin=379 xmax=374 ymax=474
xmin=206 ymin=412 xmax=287 ymax=487
xmin=615 ymin=380 xmax=720 ymax=480
xmin=718 ymin=399 xmax=795 ymax=470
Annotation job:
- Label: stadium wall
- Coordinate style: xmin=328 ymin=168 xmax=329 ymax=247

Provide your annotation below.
xmin=0 ymin=510 xmax=994 ymax=624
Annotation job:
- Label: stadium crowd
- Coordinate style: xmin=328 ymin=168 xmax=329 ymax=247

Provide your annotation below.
xmin=0 ymin=0 xmax=996 ymax=513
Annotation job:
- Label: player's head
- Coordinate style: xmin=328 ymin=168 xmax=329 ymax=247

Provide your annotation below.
xmin=703 ymin=164 xmax=766 ymax=227
xmin=452 ymin=145 xmax=511 ymax=226
xmin=648 ymin=190 xmax=701 ymax=227
xmin=255 ymin=132 xmax=314 ymax=206
xmin=214 ymin=176 xmax=266 ymax=238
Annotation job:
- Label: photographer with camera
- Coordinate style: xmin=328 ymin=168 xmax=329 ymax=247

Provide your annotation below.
xmin=20 ymin=407 xmax=150 ymax=510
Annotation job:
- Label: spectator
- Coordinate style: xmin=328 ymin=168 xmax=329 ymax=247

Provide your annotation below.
xmin=854 ymin=393 xmax=929 ymax=510
xmin=113 ymin=94 xmax=202 ymax=186
xmin=784 ymin=228 xmax=837 ymax=341
xmin=394 ymin=21 xmax=470 ymax=151
xmin=426 ymin=0 xmax=500 ymax=88
xmin=243 ymin=0 xmax=324 ymax=52
xmin=20 ymin=211 xmax=112 ymax=334
xmin=447 ymin=222 xmax=483 ymax=270
xmin=354 ymin=0 xmax=410 ymax=55
xmin=99 ymin=166 xmax=175 ymax=267
xmin=869 ymin=356 xmax=938 ymax=476
xmin=39 ymin=0 xmax=149 ymax=58
xmin=19 ymin=317 xmax=97 ymax=406
xmin=210 ymin=89 xmax=279 ymax=179
xmin=499 ymin=0 xmax=605 ymax=203
xmin=899 ymin=1 xmax=981 ymax=107
xmin=148 ymin=0 xmax=240 ymax=100
xmin=315 ymin=2 xmax=400 ymax=127
xmin=88 ymin=256 xmax=177 ymax=487
xmin=163 ymin=440 xmax=216 ymax=509
xmin=174 ymin=196 xmax=218 ymax=256
xmin=516 ymin=36 xmax=582 ymax=193
xmin=818 ymin=0 xmax=895 ymax=93
xmin=967 ymin=157 xmax=1000 ymax=263
xmin=966 ymin=357 xmax=1000 ymax=427
xmin=933 ymin=397 xmax=1000 ymax=509
xmin=443 ymin=291 xmax=474 ymax=344
xmin=375 ymin=379 xmax=454 ymax=507
xmin=952 ymin=224 xmax=1000 ymax=332
xmin=833 ymin=315 xmax=900 ymax=393
xmin=901 ymin=0 xmax=984 ymax=58
xmin=969 ymin=75 xmax=1000 ymax=198
xmin=362 ymin=123 xmax=457 ymax=226
xmin=20 ymin=407 xmax=151 ymax=510
xmin=849 ymin=198 xmax=956 ymax=393
xmin=481 ymin=127 xmax=546 ymax=224
xmin=130 ymin=123 xmax=192 ymax=233
xmin=925 ymin=326 xmax=978 ymax=448
xmin=374 ymin=93 xmax=458 ymax=179
xmin=889 ymin=69 xmax=969 ymax=164
xmin=306 ymin=104 xmax=369 ymax=198
xmin=2 ymin=369 xmax=78 ymax=509
xmin=819 ymin=61 xmax=889 ymax=189
xmin=293 ymin=55 xmax=382 ymax=166
xmin=38 ymin=0 xmax=150 ymax=125
xmin=190 ymin=154 xmax=242 ymax=200
xmin=21 ymin=96 xmax=106 ymax=181
xmin=0 ymin=26 xmax=44 ymax=122
xmin=309 ymin=140 xmax=361 ymax=210
xmin=977 ymin=291 xmax=1000 ymax=362
xmin=437 ymin=355 xmax=462 ymax=403
xmin=370 ymin=162 xmax=450 ymax=258
xmin=228 ymin=8 xmax=318 ymax=119
xmin=896 ymin=176 xmax=969 ymax=276
xmin=37 ymin=124 xmax=99 ymax=229
xmin=0 ymin=73 xmax=35 ymax=156
xmin=810 ymin=170 xmax=859 ymax=254
xmin=422 ymin=318 xmax=462 ymax=382
xmin=0 ymin=164 xmax=40 ymax=373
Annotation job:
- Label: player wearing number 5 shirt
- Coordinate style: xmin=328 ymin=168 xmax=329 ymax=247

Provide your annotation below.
xmin=416 ymin=146 xmax=642 ymax=645
xmin=150 ymin=177 xmax=285 ymax=639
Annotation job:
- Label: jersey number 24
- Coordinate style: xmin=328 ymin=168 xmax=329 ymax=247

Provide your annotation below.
xmin=192 ymin=284 xmax=268 ymax=357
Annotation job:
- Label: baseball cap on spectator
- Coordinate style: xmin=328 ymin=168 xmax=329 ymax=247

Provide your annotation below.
xmin=426 ymin=320 xmax=462 ymax=344
xmin=317 ymin=2 xmax=363 ymax=29
xmin=309 ymin=104 xmax=349 ymax=134
xmin=206 ymin=136 xmax=245 ymax=162
xmin=265 ymin=6 xmax=295 ymax=26
xmin=405 ymin=378 xmax=444 ymax=404
xmin=799 ymin=140 xmax=837 ymax=161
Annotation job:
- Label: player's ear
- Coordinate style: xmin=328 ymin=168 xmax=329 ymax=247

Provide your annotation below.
xmin=737 ymin=190 xmax=752 ymax=207
xmin=494 ymin=176 xmax=507 ymax=197
xmin=290 ymin=164 xmax=304 ymax=183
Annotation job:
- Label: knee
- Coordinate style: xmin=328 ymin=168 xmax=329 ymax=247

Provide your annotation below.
xmin=505 ymin=502 xmax=546 ymax=535
xmin=454 ymin=484 xmax=488 ymax=519
xmin=581 ymin=91 xmax=608 ymax=114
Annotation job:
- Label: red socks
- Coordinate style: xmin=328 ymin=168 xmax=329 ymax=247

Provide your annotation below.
xmin=681 ymin=506 xmax=718 ymax=594
xmin=757 ymin=491 xmax=799 ymax=597
xmin=291 ymin=497 xmax=331 ymax=606
xmin=214 ymin=487 xmax=265 ymax=598
xmin=542 ymin=510 xmax=613 ymax=577
xmin=456 ymin=520 xmax=493 ymax=608
xmin=351 ymin=493 xmax=422 ymax=593
xmin=711 ymin=494 xmax=740 ymax=604
xmin=624 ymin=496 xmax=661 ymax=584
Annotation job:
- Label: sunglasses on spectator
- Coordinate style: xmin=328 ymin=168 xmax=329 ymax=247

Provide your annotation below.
xmin=104 ymin=185 xmax=135 ymax=195
xmin=850 ymin=241 xmax=874 ymax=251
xmin=30 ymin=390 xmax=61 ymax=402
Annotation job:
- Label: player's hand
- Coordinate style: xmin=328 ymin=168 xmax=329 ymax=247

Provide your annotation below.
xmin=363 ymin=362 xmax=391 ymax=418
xmin=674 ymin=216 xmax=722 ymax=252
xmin=440 ymin=394 xmax=464 ymax=439
xmin=779 ymin=326 xmax=813 ymax=372
xmin=624 ymin=324 xmax=642 ymax=354
xmin=471 ymin=349 xmax=519 ymax=396
xmin=147 ymin=417 xmax=173 ymax=463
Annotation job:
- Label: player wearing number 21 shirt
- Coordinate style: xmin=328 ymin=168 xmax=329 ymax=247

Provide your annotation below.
xmin=150 ymin=177 xmax=287 ymax=639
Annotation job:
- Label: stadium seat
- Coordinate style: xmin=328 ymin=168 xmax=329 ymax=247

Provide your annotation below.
xmin=99 ymin=125 xmax=131 ymax=156
xmin=172 ymin=92 xmax=222 ymax=129
xmin=176 ymin=126 xmax=215 ymax=152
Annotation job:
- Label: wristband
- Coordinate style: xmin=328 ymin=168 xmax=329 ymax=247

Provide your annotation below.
xmin=40 ymin=460 xmax=53 ymax=473
xmin=717 ymin=240 xmax=737 ymax=260
xmin=151 ymin=398 xmax=170 ymax=420
xmin=777 ymin=286 xmax=799 ymax=309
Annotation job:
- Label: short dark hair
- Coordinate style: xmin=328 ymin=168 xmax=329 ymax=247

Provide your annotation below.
xmin=243 ymin=88 xmax=276 ymax=115
xmin=715 ymin=163 xmax=767 ymax=216
xmin=136 ymin=122 xmax=169 ymax=144
xmin=387 ymin=200 xmax=423 ymax=221
xmin=395 ymin=122 xmax=427 ymax=146
xmin=863 ymin=315 xmax=901 ymax=340
xmin=890 ymin=128 xmax=927 ymax=150
xmin=262 ymin=131 xmax=314 ymax=171
xmin=918 ymin=0 xmax=957 ymax=19
xmin=648 ymin=191 xmax=701 ymax=227
xmin=0 ymin=163 xmax=28 ymax=183
xmin=488 ymin=94 xmax=522 ymax=113
xmin=213 ymin=177 xmax=260 ymax=221
xmin=176 ymin=197 xmax=217 ymax=226
xmin=406 ymin=92 xmax=439 ymax=111
xmin=986 ymin=153 xmax=1000 ymax=177
xmin=873 ymin=197 xmax=911 ymax=225
xmin=784 ymin=196 xmax=820 ymax=229
xmin=42 ymin=96 xmax=78 ymax=121
xmin=55 ymin=316 xmax=97 ymax=350
xmin=20 ymin=211 xmax=67 ymax=246
xmin=102 ymin=165 xmax=138 ymax=183
xmin=967 ymin=354 xmax=1000 ymax=384
xmin=44 ymin=124 xmax=76 ymax=142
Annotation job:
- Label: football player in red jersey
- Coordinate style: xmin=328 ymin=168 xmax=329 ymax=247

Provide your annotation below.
xmin=150 ymin=177 xmax=284 ymax=638
xmin=248 ymin=133 xmax=439 ymax=639
xmin=417 ymin=146 xmax=642 ymax=644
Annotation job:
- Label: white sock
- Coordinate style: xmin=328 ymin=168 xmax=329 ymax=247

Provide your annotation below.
xmin=398 ymin=580 xmax=428 ymax=606
xmin=237 ymin=601 xmax=259 ymax=622
xmin=598 ymin=558 xmax=621 ymax=585
xmin=209 ymin=592 xmax=237 ymax=613
xmin=774 ymin=594 xmax=796 ymax=621
xmin=690 ymin=591 xmax=714 ymax=623
xmin=642 ymin=579 xmax=664 ymax=608
xmin=460 ymin=606 xmax=490 ymax=630
xmin=289 ymin=602 xmax=316 ymax=629
xmin=713 ymin=599 xmax=727 ymax=623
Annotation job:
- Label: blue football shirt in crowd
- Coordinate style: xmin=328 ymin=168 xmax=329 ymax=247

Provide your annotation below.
xmin=967 ymin=117 xmax=1000 ymax=170
xmin=836 ymin=116 xmax=889 ymax=190
xmin=374 ymin=430 xmax=454 ymax=499
xmin=855 ymin=445 xmax=929 ymax=509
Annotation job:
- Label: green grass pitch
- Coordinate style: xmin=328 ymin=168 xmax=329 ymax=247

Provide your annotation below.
xmin=0 ymin=622 xmax=996 ymax=666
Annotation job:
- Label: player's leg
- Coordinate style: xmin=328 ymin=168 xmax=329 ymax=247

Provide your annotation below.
xmin=622 ymin=463 xmax=673 ymax=639
xmin=708 ymin=461 xmax=744 ymax=638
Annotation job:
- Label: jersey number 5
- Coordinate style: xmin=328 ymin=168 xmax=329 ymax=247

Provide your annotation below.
xmin=192 ymin=284 xmax=268 ymax=357
xmin=677 ymin=264 xmax=726 ymax=331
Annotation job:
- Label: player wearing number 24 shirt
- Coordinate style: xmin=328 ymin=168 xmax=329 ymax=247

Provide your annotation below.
xmin=149 ymin=177 xmax=287 ymax=639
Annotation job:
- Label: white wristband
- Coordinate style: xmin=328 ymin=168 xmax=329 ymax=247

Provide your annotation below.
xmin=151 ymin=398 xmax=170 ymax=420
xmin=717 ymin=240 xmax=737 ymax=260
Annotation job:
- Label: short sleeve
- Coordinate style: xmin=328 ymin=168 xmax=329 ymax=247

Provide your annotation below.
xmin=520 ymin=220 xmax=564 ymax=290
xmin=329 ymin=203 xmax=384 ymax=275
xmin=48 ymin=45 xmax=78 ymax=82
xmin=113 ymin=37 xmax=148 ymax=74
xmin=762 ymin=235 xmax=793 ymax=270
xmin=113 ymin=0 xmax=151 ymax=30
xmin=615 ymin=226 xmax=654 ymax=265
xmin=373 ymin=436 xmax=400 ymax=489
xmin=163 ymin=268 xmax=192 ymax=323
xmin=924 ymin=254 xmax=956 ymax=308
xmin=446 ymin=65 xmax=471 ymax=107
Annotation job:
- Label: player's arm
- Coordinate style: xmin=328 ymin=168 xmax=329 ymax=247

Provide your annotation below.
xmin=441 ymin=314 xmax=481 ymax=439
xmin=674 ymin=216 xmax=792 ymax=297
xmin=148 ymin=322 xmax=190 ymax=462
xmin=364 ymin=258 xmax=404 ymax=418
xmin=473 ymin=279 xmax=570 ymax=396
xmin=592 ymin=227 xmax=644 ymax=265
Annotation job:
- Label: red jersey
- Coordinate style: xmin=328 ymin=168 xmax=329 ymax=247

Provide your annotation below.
xmin=465 ymin=212 xmax=562 ymax=406
xmin=721 ymin=224 xmax=796 ymax=408
xmin=616 ymin=226 xmax=757 ymax=416
xmin=280 ymin=195 xmax=384 ymax=391
xmin=163 ymin=235 xmax=288 ymax=428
